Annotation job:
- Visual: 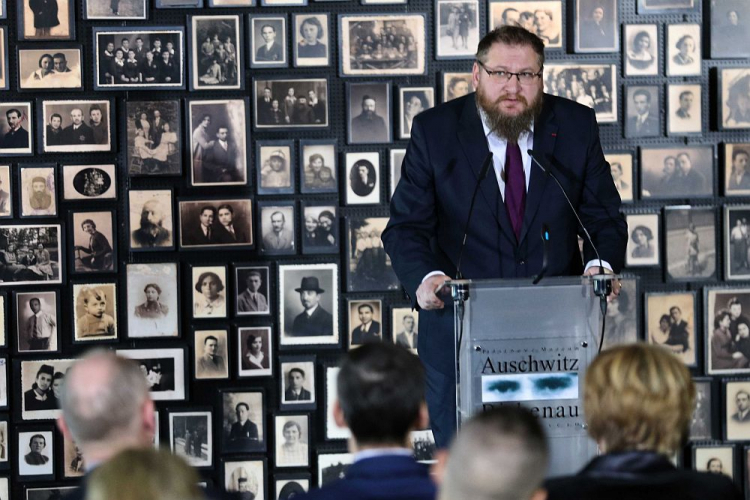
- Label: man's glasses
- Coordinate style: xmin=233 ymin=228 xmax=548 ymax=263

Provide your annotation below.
xmin=477 ymin=61 xmax=543 ymax=85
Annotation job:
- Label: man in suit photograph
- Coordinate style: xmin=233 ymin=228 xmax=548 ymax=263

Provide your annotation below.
xmin=262 ymin=211 xmax=293 ymax=251
xmin=675 ymin=90 xmax=694 ymax=119
xmin=383 ymin=26 xmax=626 ymax=447
xmin=284 ymin=367 xmax=312 ymax=401
xmin=257 ymin=87 xmax=273 ymax=125
xmin=728 ymin=148 xmax=750 ymax=191
xmin=202 ymin=126 xmax=238 ymax=183
xmin=226 ymin=402 xmax=259 ymax=452
xmin=237 ymin=270 xmax=268 ymax=313
xmin=396 ymin=314 xmax=418 ymax=350
xmin=196 ymin=335 xmax=226 ymax=377
xmin=89 ymin=105 xmax=108 ymax=145
xmin=732 ymin=390 xmax=750 ymax=422
xmin=290 ymin=276 xmax=333 ymax=337
xmin=214 ymin=204 xmax=250 ymax=244
xmin=25 ymin=298 xmax=57 ymax=352
xmin=131 ymin=199 xmax=171 ymax=248
xmin=1 ymin=108 xmax=29 ymax=150
xmin=24 ymin=364 xmax=56 ymax=411
xmin=256 ymin=24 xmax=283 ymax=62
xmin=60 ymin=108 xmax=94 ymax=145
xmin=351 ymin=303 xmax=381 ymax=345
xmin=627 ymin=88 xmax=659 ymax=137
xmin=183 ymin=205 xmax=216 ymax=246
xmin=46 ymin=113 xmax=63 ymax=146
xmin=350 ymin=94 xmax=388 ymax=143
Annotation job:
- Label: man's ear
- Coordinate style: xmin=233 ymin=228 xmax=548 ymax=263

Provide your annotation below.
xmin=333 ymin=399 xmax=347 ymax=429
xmin=141 ymin=398 xmax=156 ymax=442
xmin=530 ymin=488 xmax=548 ymax=500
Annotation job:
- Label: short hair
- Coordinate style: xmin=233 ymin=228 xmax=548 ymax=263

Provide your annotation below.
xmin=80 ymin=287 xmax=107 ymax=305
xmin=679 ymin=90 xmax=694 ymax=100
xmin=736 ymin=390 xmax=750 ymax=400
xmin=121 ymin=38 xmax=130 ymax=43
xmin=29 ymin=434 xmax=46 ymax=447
xmin=194 ymin=272 xmax=224 ymax=293
xmin=631 ymin=225 xmax=653 ymax=243
xmin=676 ymin=34 xmax=695 ymax=51
xmin=501 ymin=7 xmax=519 ymax=23
xmin=29 ymin=297 xmax=41 ymax=306
xmin=300 ymin=16 xmax=324 ymax=40
xmin=204 ymin=335 xmax=218 ymax=345
xmin=235 ymin=402 xmax=249 ymax=412
xmin=199 ymin=205 xmax=217 ymax=216
xmin=362 ymin=94 xmax=375 ymax=104
xmin=144 ymin=283 xmax=161 ymax=295
xmin=669 ymin=305 xmax=681 ymax=315
xmin=319 ymin=210 xmax=335 ymax=222
xmin=476 ymin=26 xmax=545 ymax=68
xmin=201 ymin=114 xmax=211 ymax=122
xmin=53 ymin=52 xmax=67 ymax=61
xmin=715 ymin=309 xmax=732 ymax=329
xmin=5 ymin=108 xmax=21 ymax=120
xmin=60 ymin=351 xmax=150 ymax=446
xmin=534 ymin=8 xmax=554 ymax=20
xmin=728 ymin=297 xmax=742 ymax=308
xmin=337 ymin=343 xmax=424 ymax=445
xmin=439 ymin=407 xmax=548 ymax=500
xmin=633 ymin=31 xmax=651 ymax=47
xmin=632 ymin=89 xmax=651 ymax=102
xmin=38 ymin=53 xmax=53 ymax=67
xmin=270 ymin=211 xmax=285 ymax=222
xmin=358 ymin=303 xmax=374 ymax=314
xmin=261 ymin=24 xmax=276 ymax=33
xmin=610 ymin=162 xmax=622 ymax=173
xmin=81 ymin=219 xmax=96 ymax=230
xmin=584 ymin=343 xmax=695 ymax=455
xmin=283 ymin=420 xmax=302 ymax=434
xmin=733 ymin=148 xmax=750 ymax=162
xmin=217 ymin=203 xmax=233 ymax=214
xmin=288 ymin=367 xmax=305 ymax=379
xmin=50 ymin=113 xmax=62 ymax=122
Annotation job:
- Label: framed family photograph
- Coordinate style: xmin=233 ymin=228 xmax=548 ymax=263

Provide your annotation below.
xmin=638 ymin=0 xmax=700 ymax=14
xmin=399 ymin=86 xmax=434 ymax=139
xmin=18 ymin=164 xmax=57 ymax=218
xmin=254 ymin=78 xmax=329 ymax=129
xmin=235 ymin=265 xmax=271 ymax=317
xmin=346 ymin=217 xmax=401 ymax=292
xmin=435 ymin=0 xmax=480 ymax=59
xmin=711 ymin=0 xmax=750 ymax=58
xmin=191 ymin=265 xmax=228 ymax=319
xmin=300 ymin=139 xmax=337 ymax=194
xmin=127 ymin=263 xmax=179 ymax=338
xmin=725 ymin=379 xmax=750 ymax=441
xmin=390 ymin=148 xmax=406 ymax=199
xmin=72 ymin=282 xmax=118 ymax=343
xmin=0 ymin=165 xmax=10 ymax=218
xmin=62 ymin=164 xmax=116 ymax=201
xmin=574 ymin=0 xmax=618 ymax=53
xmin=194 ymin=329 xmax=229 ymax=380
xmin=692 ymin=444 xmax=735 ymax=479
xmin=0 ymin=224 xmax=62 ymax=285
xmin=17 ymin=46 xmax=82 ymax=90
xmin=393 ymin=307 xmax=419 ymax=352
xmin=275 ymin=414 xmax=310 ymax=468
xmin=345 ymin=152 xmax=380 ymax=205
xmin=666 ymin=24 xmax=701 ymax=76
xmin=85 ymin=0 xmax=147 ymax=19
xmin=624 ymin=86 xmax=660 ymax=139
xmin=93 ymin=27 xmax=185 ymax=90
xmin=279 ymin=356 xmax=316 ymax=410
xmin=441 ymin=72 xmax=473 ymax=102
xmin=17 ymin=0 xmax=74 ymax=41
xmin=179 ymin=199 xmax=253 ymax=249
xmin=259 ymin=202 xmax=295 ymax=256
xmin=705 ymin=288 xmax=750 ymax=375
xmin=279 ymin=263 xmax=339 ymax=347
xmin=645 ymin=291 xmax=697 ymax=367
xmin=224 ymin=460 xmax=266 ymax=499
xmin=116 ymin=347 xmax=187 ymax=401
xmin=0 ymin=103 xmax=33 ymax=156
xmin=238 ymin=327 xmax=273 ymax=377
xmin=40 ymin=99 xmax=112 ymax=153
xmin=639 ymin=146 xmax=714 ymax=199
xmin=725 ymin=144 xmax=750 ymax=196
xmin=623 ymin=24 xmax=658 ymax=77
xmin=348 ymin=299 xmax=383 ymax=348
xmin=16 ymin=429 xmax=53 ymax=479
xmin=543 ymin=63 xmax=617 ymax=123
xmin=690 ymin=378 xmax=713 ymax=440
xmin=324 ymin=365 xmax=351 ymax=441
xmin=488 ymin=0 xmax=562 ymax=47
xmin=339 ymin=14 xmax=427 ymax=76
xmin=220 ymin=388 xmax=265 ymax=453
xmin=301 ymin=202 xmax=338 ymax=255
xmin=15 ymin=291 xmax=59 ymax=354
xmin=169 ymin=409 xmax=212 ymax=468
xmin=20 ymin=359 xmax=74 ymax=419
xmin=293 ymin=13 xmax=330 ymax=67
xmin=249 ymin=15 xmax=287 ymax=68
xmin=347 ymin=82 xmax=391 ymax=144
xmin=189 ymin=15 xmax=242 ymax=91
xmin=126 ymin=100 xmax=182 ymax=177
xmin=719 ymin=68 xmax=750 ymax=130
xmin=667 ymin=83 xmax=702 ymax=136
xmin=128 ymin=189 xmax=174 ymax=251
xmin=625 ymin=213 xmax=660 ymax=267
xmin=257 ymin=141 xmax=294 ymax=195
xmin=604 ymin=151 xmax=634 ymax=202
xmin=664 ymin=206 xmax=716 ymax=281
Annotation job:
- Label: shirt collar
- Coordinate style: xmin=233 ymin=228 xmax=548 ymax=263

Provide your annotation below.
xmin=353 ymin=448 xmax=412 ymax=463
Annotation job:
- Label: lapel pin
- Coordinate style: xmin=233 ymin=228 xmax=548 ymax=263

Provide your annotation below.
xmin=551 ymin=133 xmax=557 ymax=137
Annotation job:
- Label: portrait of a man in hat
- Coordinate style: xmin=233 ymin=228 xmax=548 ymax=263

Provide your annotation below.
xmin=290 ymin=276 xmax=333 ymax=337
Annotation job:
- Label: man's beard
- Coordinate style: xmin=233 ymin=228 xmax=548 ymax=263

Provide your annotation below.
xmin=476 ymin=86 xmax=544 ymax=143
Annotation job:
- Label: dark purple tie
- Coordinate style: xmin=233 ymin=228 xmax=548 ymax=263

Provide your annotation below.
xmin=505 ymin=142 xmax=526 ymax=240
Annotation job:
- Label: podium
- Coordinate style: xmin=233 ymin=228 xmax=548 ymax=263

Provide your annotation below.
xmin=448 ymin=276 xmax=604 ymax=477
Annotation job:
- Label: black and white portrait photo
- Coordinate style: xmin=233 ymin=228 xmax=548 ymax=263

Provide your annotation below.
xmin=257 ymin=142 xmax=293 ymax=194
xmin=277 ymin=478 xmax=310 ymax=499
xmin=170 ymin=411 xmax=212 ymax=467
xmin=347 ymin=82 xmax=391 ymax=144
xmin=188 ymin=99 xmax=248 ymax=186
xmin=0 ymin=167 xmax=9 ymax=218
xmin=574 ymin=0 xmax=618 ymax=52
xmin=693 ymin=446 xmax=735 ymax=479
xmin=259 ymin=203 xmax=295 ymax=255
xmin=300 ymin=140 xmax=337 ymax=194
xmin=625 ymin=213 xmax=660 ymax=267
xmin=668 ymin=83 xmax=702 ymax=135
xmin=347 ymin=217 xmax=401 ymax=292
xmin=543 ymin=63 xmax=617 ymax=123
xmin=250 ymin=15 xmax=287 ymax=68
xmin=604 ymin=152 xmax=633 ymax=202
xmin=128 ymin=189 xmax=174 ymax=250
xmin=725 ymin=144 xmax=750 ymax=196
xmin=666 ymin=24 xmax=701 ymax=76
xmin=0 ymin=102 xmax=32 ymax=155
xmin=442 ymin=72 xmax=473 ymax=102
xmin=399 ymin=87 xmax=434 ymax=139
xmin=126 ymin=100 xmax=182 ymax=176
xmin=0 ymin=28 xmax=6 ymax=91
xmin=254 ymin=78 xmax=328 ymax=129
xmin=72 ymin=283 xmax=118 ymax=342
xmin=85 ymin=0 xmax=146 ymax=18
xmin=19 ymin=164 xmax=56 ymax=217
xmin=345 ymin=152 xmax=380 ymax=205
xmin=436 ymin=0 xmax=479 ymax=59
xmin=127 ymin=263 xmax=179 ymax=338
xmin=624 ymin=86 xmax=660 ymax=138
xmin=191 ymin=265 xmax=227 ymax=319
xmin=725 ymin=380 xmax=750 ymax=440
xmin=689 ymin=379 xmax=712 ymax=440
xmin=190 ymin=15 xmax=241 ymax=90
xmin=293 ymin=13 xmax=330 ymax=67
xmin=238 ymin=327 xmax=272 ymax=376
xmin=600 ymin=278 xmax=639 ymax=350
xmin=224 ymin=460 xmax=265 ymax=499
xmin=325 ymin=366 xmax=351 ymax=441
xmin=71 ymin=211 xmax=114 ymax=273
xmin=63 ymin=435 xmax=84 ymax=478
xmin=0 ymin=224 xmax=62 ymax=285
xmin=664 ymin=206 xmax=715 ymax=281
xmin=392 ymin=307 xmax=418 ymax=352
xmin=209 ymin=0 xmax=254 ymax=5
xmin=18 ymin=0 xmax=73 ymax=41
xmin=711 ymin=0 xmax=750 ymax=58
xmin=15 ymin=291 xmax=58 ymax=353
xmin=221 ymin=390 xmax=264 ymax=453
xmin=21 ymin=359 xmax=74 ymax=419
xmin=179 ymin=199 xmax=253 ymax=249
xmin=236 ymin=266 xmax=270 ymax=317
xmin=62 ymin=164 xmax=116 ymax=201
xmin=623 ymin=24 xmax=658 ymax=76
xmin=725 ymin=206 xmax=750 ymax=280
xmin=117 ymin=347 xmax=186 ymax=400
xmin=640 ymin=146 xmax=713 ymax=199
xmin=194 ymin=329 xmax=228 ymax=379
xmin=302 ymin=204 xmax=337 ymax=255
xmin=41 ymin=99 xmax=111 ymax=153
xmin=389 ymin=149 xmax=405 ymax=199
xmin=705 ymin=289 xmax=750 ymax=375
xmin=720 ymin=68 xmax=750 ymax=130
xmin=94 ymin=28 xmax=185 ymax=89
xmin=645 ymin=292 xmax=696 ymax=366
xmin=18 ymin=431 xmax=53 ymax=477
xmin=280 ymin=357 xmax=316 ymax=408
xmin=279 ymin=264 xmax=339 ymax=346
xmin=489 ymin=0 xmax=562 ymax=46
xmin=18 ymin=47 xmax=82 ymax=90
xmin=275 ymin=414 xmax=310 ymax=468
xmin=348 ymin=299 xmax=383 ymax=348
xmin=340 ymin=14 xmax=427 ymax=76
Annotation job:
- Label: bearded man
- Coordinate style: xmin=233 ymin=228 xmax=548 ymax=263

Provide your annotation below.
xmin=382 ymin=26 xmax=627 ymax=448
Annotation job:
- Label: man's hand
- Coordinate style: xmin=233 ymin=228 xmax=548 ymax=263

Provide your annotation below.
xmin=417 ymin=274 xmax=449 ymax=310
xmin=583 ymin=266 xmax=621 ymax=302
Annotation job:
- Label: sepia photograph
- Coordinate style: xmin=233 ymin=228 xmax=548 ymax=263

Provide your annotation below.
xmin=279 ymin=356 xmax=316 ymax=409
xmin=0 ymin=421 xmax=6 ymax=467
xmin=18 ymin=46 xmax=82 ymax=90
xmin=279 ymin=263 xmax=339 ymax=346
xmin=624 ymin=86 xmax=660 ymax=139
xmin=116 ymin=347 xmax=187 ymax=401
xmin=488 ymin=0 xmax=562 ymax=47
xmin=689 ymin=379 xmax=712 ymax=440
xmin=543 ymin=63 xmax=617 ymax=123
xmin=235 ymin=266 xmax=271 ymax=317
xmin=0 ymin=224 xmax=62 ymax=285
xmin=194 ymin=329 xmax=229 ymax=379
xmin=17 ymin=430 xmax=53 ymax=478
xmin=94 ymin=28 xmax=185 ymax=89
xmin=339 ymin=13 xmax=427 ymax=76
xmin=623 ymin=24 xmax=658 ymax=77
xmin=41 ymin=99 xmax=111 ymax=153
xmin=724 ymin=206 xmax=750 ymax=280
xmin=126 ymin=100 xmax=182 ymax=176
xmin=725 ymin=380 xmax=750 ymax=441
xmin=18 ymin=0 xmax=74 ymax=41
xmin=574 ymin=0 xmax=618 ymax=53
xmin=347 ymin=82 xmax=391 ymax=144
xmin=71 ymin=210 xmax=115 ymax=273
xmin=435 ymin=0 xmax=479 ymax=59
xmin=20 ymin=359 xmax=74 ymax=419
xmin=191 ymin=265 xmax=227 ymax=319
xmin=221 ymin=389 xmax=265 ymax=453
xmin=276 ymin=475 xmax=310 ymax=499
xmin=189 ymin=15 xmax=242 ymax=90
xmin=719 ymin=67 xmax=750 ymax=130
xmin=664 ymin=206 xmax=715 ymax=281
xmin=128 ymin=189 xmax=174 ymax=251
xmin=725 ymin=143 xmax=750 ymax=196
xmin=392 ymin=306 xmax=418 ymax=352
xmin=72 ymin=282 xmax=117 ymax=342
xmin=301 ymin=203 xmax=338 ymax=255
xmin=348 ymin=299 xmax=383 ymax=348
xmin=300 ymin=140 xmax=337 ymax=194
xmin=345 ymin=152 xmax=380 ymax=205
xmin=209 ymin=0 xmax=254 ymax=5
xmin=604 ymin=151 xmax=634 ymax=202
xmin=169 ymin=410 xmax=212 ymax=467
xmin=250 ymin=15 xmax=287 ymax=68
xmin=19 ymin=164 xmax=56 ymax=217
xmin=639 ymin=146 xmax=714 ymax=199
xmin=254 ymin=78 xmax=328 ymax=129
xmin=637 ymin=0 xmax=699 ymax=14
xmin=224 ymin=460 xmax=265 ymax=499
xmin=63 ymin=435 xmax=84 ymax=478
xmin=0 ymin=165 xmax=10 ymax=217
xmin=711 ymin=0 xmax=750 ymax=58
xmin=188 ymin=99 xmax=248 ymax=187
xmin=389 ymin=148 xmax=405 ymax=199
xmin=693 ymin=445 xmax=735 ymax=479
xmin=346 ymin=217 xmax=401 ymax=292
xmin=399 ymin=86 xmax=434 ymax=139
xmin=705 ymin=288 xmax=750 ymax=375
xmin=293 ymin=13 xmax=330 ymax=67
xmin=600 ymin=277 xmax=639 ymax=351
xmin=259 ymin=202 xmax=295 ymax=256
xmin=441 ymin=72 xmax=473 ymax=102
xmin=257 ymin=141 xmax=294 ymax=194
xmin=127 ymin=262 xmax=179 ymax=338
xmin=238 ymin=326 xmax=272 ymax=377
xmin=666 ymin=24 xmax=701 ymax=76
xmin=0 ymin=28 xmax=5 ymax=90
xmin=62 ymin=164 xmax=116 ymax=201
xmin=275 ymin=414 xmax=310 ymax=468
xmin=15 ymin=291 xmax=58 ymax=354
xmin=179 ymin=199 xmax=253 ymax=249
xmin=85 ymin=0 xmax=147 ymax=18
xmin=324 ymin=365 xmax=351 ymax=441
xmin=667 ymin=83 xmax=702 ymax=136
xmin=645 ymin=291 xmax=697 ymax=366
xmin=625 ymin=213 xmax=660 ymax=267
xmin=0 ymin=102 xmax=32 ymax=155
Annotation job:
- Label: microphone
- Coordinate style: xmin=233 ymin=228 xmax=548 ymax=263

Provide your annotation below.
xmin=455 ymin=152 xmax=493 ymax=279
xmin=532 ymin=223 xmax=550 ymax=285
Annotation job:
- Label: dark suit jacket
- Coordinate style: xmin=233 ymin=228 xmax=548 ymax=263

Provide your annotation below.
xmin=2 ymin=127 xmax=29 ymax=149
xmin=291 ymin=306 xmax=333 ymax=337
xmin=297 ymin=455 xmax=436 ymax=500
xmin=351 ymin=321 xmax=382 ymax=344
xmin=182 ymin=225 xmax=213 ymax=246
xmin=203 ymin=141 xmax=238 ymax=182
xmin=256 ymin=43 xmax=283 ymax=62
xmin=382 ymin=93 xmax=626 ymax=374
xmin=732 ymin=411 xmax=750 ymax=422
xmin=61 ymin=123 xmax=95 ymax=145
xmin=545 ymin=451 xmax=742 ymax=500
xmin=284 ymin=387 xmax=312 ymax=401
xmin=627 ymin=113 xmax=659 ymax=137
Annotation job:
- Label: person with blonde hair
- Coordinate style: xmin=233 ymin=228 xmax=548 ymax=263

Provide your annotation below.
xmin=546 ymin=343 xmax=741 ymax=500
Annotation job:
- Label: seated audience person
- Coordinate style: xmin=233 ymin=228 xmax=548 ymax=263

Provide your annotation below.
xmin=438 ymin=406 xmax=548 ymax=500
xmin=545 ymin=343 xmax=742 ymax=500
xmin=296 ymin=343 xmax=436 ymax=500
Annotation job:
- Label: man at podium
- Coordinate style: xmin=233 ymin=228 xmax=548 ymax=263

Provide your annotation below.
xmin=382 ymin=26 xmax=627 ymax=447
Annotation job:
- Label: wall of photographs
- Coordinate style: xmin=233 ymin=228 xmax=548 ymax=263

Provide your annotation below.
xmin=0 ymin=0 xmax=748 ymax=496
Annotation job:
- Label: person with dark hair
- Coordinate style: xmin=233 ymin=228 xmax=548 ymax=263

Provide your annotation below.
xmin=308 ymin=89 xmax=326 ymax=124
xmin=256 ymin=24 xmax=283 ymax=61
xmin=627 ymin=88 xmax=658 ymax=136
xmin=667 ymin=305 xmax=689 ymax=352
xmin=157 ymin=50 xmax=178 ymax=83
xmin=675 ymin=151 xmax=705 ymax=194
xmin=26 ymin=298 xmax=56 ymax=352
xmin=237 ymin=271 xmax=268 ymax=313
xmin=193 ymin=271 xmax=225 ymax=317
xmin=305 ymin=153 xmax=335 ymax=190
xmin=25 ymin=434 xmax=49 ymax=465
xmin=350 ymin=303 xmax=381 ymax=345
xmin=228 ymin=402 xmax=259 ymax=447
xmin=284 ymin=368 xmax=311 ymax=401
xmin=203 ymin=127 xmax=239 ymax=183
xmin=262 ymin=210 xmax=293 ymax=251
xmin=731 ymin=390 xmax=750 ymax=422
xmin=214 ymin=204 xmax=249 ymax=244
xmin=74 ymin=219 xmax=112 ymax=270
xmin=257 ymin=87 xmax=273 ymax=125
xmin=579 ymin=5 xmax=612 ymax=50
xmin=242 ymin=332 xmax=268 ymax=369
xmin=675 ymin=90 xmax=695 ymax=119
xmin=630 ymin=225 xmax=654 ymax=258
xmin=673 ymin=35 xmax=696 ymax=65
xmin=278 ymin=482 xmax=306 ymax=500
xmin=403 ymin=93 xmax=427 ymax=137
xmin=197 ymin=335 xmax=225 ymax=376
xmin=183 ymin=205 xmax=217 ymax=246
xmin=24 ymin=364 xmax=56 ymax=411
xmin=315 ymin=210 xmax=337 ymax=247
xmin=627 ymin=30 xmax=654 ymax=70
xmin=650 ymin=313 xmax=672 ymax=346
xmin=290 ymin=277 xmax=333 ymax=337
xmin=46 ymin=113 xmax=63 ymax=146
xmin=728 ymin=148 xmax=750 ymax=190
xmin=712 ymin=309 xmax=749 ymax=370
xmin=349 ymin=160 xmax=376 ymax=197
xmin=350 ymin=95 xmax=388 ymax=143
xmin=298 ymin=16 xmax=327 ymax=58
xmin=728 ymin=297 xmax=750 ymax=339
xmin=447 ymin=76 xmax=470 ymax=101
xmin=2 ymin=108 xmax=29 ymax=149
xmin=134 ymin=283 xmax=169 ymax=319
xmin=29 ymin=0 xmax=60 ymax=38
xmin=296 ymin=343 xmax=434 ymax=500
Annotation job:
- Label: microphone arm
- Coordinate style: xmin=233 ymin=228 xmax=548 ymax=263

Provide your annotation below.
xmin=456 ymin=152 xmax=493 ymax=280
xmin=532 ymin=223 xmax=550 ymax=285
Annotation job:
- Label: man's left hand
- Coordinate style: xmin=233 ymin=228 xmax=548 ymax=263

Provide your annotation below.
xmin=583 ymin=266 xmax=620 ymax=302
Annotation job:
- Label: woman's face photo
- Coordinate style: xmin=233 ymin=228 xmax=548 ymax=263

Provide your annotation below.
xmin=200 ymin=275 xmax=221 ymax=299
xmin=310 ymin=156 xmax=323 ymax=171
xmin=218 ymin=208 xmax=233 ymax=226
xmin=679 ymin=37 xmax=694 ymax=55
xmin=636 ymin=33 xmax=650 ymax=52
xmin=634 ymin=229 xmax=648 ymax=245
xmin=305 ymin=216 xmax=317 ymax=232
xmin=145 ymin=286 xmax=160 ymax=302
xmin=52 ymin=376 xmax=64 ymax=398
xmin=250 ymin=335 xmax=262 ymax=354
xmin=283 ymin=423 xmax=300 ymax=443
xmin=302 ymin=21 xmax=319 ymax=43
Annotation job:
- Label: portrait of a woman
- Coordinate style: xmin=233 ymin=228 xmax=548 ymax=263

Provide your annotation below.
xmin=297 ymin=16 xmax=327 ymax=59
xmin=193 ymin=271 xmax=226 ymax=317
